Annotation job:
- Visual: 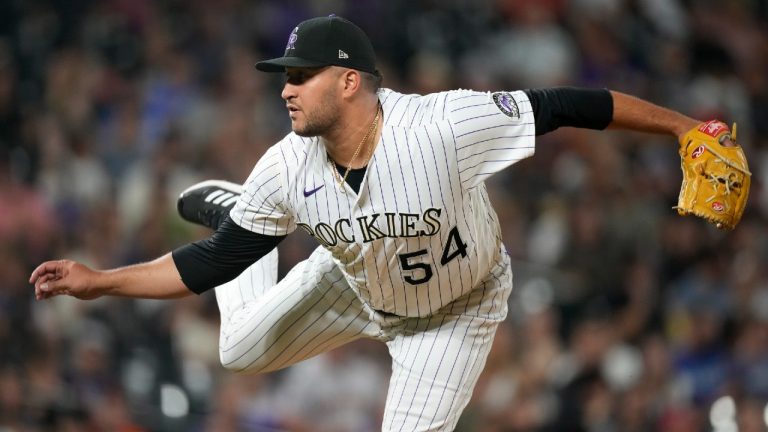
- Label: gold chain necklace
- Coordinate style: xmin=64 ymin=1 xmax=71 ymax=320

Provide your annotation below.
xmin=331 ymin=104 xmax=381 ymax=192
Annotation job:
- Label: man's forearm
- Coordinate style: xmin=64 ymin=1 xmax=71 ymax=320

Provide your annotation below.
xmin=609 ymin=91 xmax=700 ymax=138
xmin=100 ymin=253 xmax=192 ymax=299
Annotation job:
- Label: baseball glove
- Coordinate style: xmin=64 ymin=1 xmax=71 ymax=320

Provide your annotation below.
xmin=676 ymin=120 xmax=751 ymax=230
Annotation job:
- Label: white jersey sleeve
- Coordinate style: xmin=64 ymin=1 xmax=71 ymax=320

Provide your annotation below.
xmin=230 ymin=140 xmax=296 ymax=236
xmin=443 ymin=89 xmax=535 ymax=188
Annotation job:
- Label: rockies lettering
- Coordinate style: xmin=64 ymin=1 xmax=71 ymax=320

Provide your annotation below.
xmin=298 ymin=208 xmax=442 ymax=245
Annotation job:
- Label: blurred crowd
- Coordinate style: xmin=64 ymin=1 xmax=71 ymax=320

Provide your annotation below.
xmin=1 ymin=0 xmax=768 ymax=431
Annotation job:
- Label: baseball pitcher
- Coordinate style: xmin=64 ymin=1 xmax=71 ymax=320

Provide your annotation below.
xmin=31 ymin=15 xmax=748 ymax=431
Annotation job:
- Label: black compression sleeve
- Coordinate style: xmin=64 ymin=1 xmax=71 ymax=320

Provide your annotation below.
xmin=171 ymin=216 xmax=285 ymax=294
xmin=524 ymin=87 xmax=613 ymax=136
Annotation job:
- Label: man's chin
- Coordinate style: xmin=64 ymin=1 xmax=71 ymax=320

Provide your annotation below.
xmin=292 ymin=125 xmax=321 ymax=138
xmin=293 ymin=129 xmax=314 ymax=138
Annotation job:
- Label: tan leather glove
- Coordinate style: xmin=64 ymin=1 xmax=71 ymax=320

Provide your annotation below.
xmin=676 ymin=120 xmax=751 ymax=230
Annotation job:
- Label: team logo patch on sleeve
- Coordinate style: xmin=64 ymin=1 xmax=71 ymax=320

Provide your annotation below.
xmin=492 ymin=92 xmax=520 ymax=119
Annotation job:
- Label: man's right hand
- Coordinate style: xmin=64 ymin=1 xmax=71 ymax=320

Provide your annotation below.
xmin=30 ymin=260 xmax=103 ymax=301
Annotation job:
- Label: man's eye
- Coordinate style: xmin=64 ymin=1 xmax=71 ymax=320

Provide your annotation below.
xmin=286 ymin=74 xmax=305 ymax=85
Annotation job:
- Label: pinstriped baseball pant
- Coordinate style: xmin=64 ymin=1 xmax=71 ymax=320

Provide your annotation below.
xmin=215 ymin=246 xmax=512 ymax=432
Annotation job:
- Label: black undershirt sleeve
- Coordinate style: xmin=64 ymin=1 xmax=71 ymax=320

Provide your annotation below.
xmin=523 ymin=87 xmax=614 ymax=136
xmin=171 ymin=216 xmax=285 ymax=294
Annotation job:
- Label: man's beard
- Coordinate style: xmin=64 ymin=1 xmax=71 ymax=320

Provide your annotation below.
xmin=293 ymin=88 xmax=340 ymax=137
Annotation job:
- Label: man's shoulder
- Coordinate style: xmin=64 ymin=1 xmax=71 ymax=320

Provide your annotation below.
xmin=274 ymin=131 xmax=318 ymax=147
xmin=379 ymin=88 xmax=461 ymax=125
xmin=248 ymin=133 xmax=318 ymax=179
xmin=379 ymin=88 xmax=495 ymax=113
xmin=379 ymin=87 xmax=446 ymax=104
xmin=269 ymin=132 xmax=318 ymax=158
xmin=380 ymin=87 xmax=492 ymax=100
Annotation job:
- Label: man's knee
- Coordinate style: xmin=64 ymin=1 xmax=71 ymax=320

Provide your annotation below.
xmin=218 ymin=340 xmax=286 ymax=375
xmin=219 ymin=348 xmax=269 ymax=375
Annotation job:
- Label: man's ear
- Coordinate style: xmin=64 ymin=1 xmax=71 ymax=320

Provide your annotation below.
xmin=341 ymin=69 xmax=362 ymax=95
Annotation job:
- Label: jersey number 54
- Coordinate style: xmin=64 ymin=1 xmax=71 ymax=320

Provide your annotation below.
xmin=398 ymin=226 xmax=467 ymax=285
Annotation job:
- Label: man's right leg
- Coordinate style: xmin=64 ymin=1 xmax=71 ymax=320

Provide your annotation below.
xmin=177 ymin=179 xmax=377 ymax=375
xmin=215 ymin=246 xmax=377 ymax=375
xmin=213 ymin=248 xmax=278 ymax=331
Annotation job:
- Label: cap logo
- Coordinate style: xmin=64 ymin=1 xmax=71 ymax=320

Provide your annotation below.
xmin=285 ymin=26 xmax=299 ymax=52
xmin=492 ymin=92 xmax=520 ymax=119
xmin=338 ymin=50 xmax=349 ymax=59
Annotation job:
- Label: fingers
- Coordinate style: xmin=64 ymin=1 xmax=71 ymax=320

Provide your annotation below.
xmin=29 ymin=260 xmax=63 ymax=284
xmin=35 ymin=285 xmax=56 ymax=300
xmin=30 ymin=260 xmax=68 ymax=301
xmin=35 ymin=279 xmax=75 ymax=300
xmin=34 ymin=273 xmax=59 ymax=300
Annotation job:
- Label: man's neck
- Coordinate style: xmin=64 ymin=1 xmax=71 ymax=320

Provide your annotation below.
xmin=323 ymin=98 xmax=381 ymax=169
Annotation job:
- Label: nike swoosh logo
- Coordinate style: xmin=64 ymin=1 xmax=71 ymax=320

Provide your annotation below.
xmin=303 ymin=185 xmax=325 ymax=197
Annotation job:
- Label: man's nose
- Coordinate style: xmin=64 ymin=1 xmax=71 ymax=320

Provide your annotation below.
xmin=281 ymin=83 xmax=296 ymax=101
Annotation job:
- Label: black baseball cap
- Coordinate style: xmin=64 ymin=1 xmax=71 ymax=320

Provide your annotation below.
xmin=256 ymin=15 xmax=377 ymax=74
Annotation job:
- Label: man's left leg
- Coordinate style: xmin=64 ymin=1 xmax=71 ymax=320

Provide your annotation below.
xmin=381 ymin=255 xmax=513 ymax=432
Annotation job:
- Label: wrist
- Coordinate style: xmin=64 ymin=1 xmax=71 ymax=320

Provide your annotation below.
xmin=97 ymin=269 xmax=121 ymax=297
xmin=673 ymin=118 xmax=700 ymax=141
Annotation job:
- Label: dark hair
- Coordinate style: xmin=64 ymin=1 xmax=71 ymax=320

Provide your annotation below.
xmin=361 ymin=70 xmax=383 ymax=93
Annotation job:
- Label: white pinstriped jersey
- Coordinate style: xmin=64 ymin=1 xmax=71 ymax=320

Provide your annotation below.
xmin=231 ymin=88 xmax=535 ymax=317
